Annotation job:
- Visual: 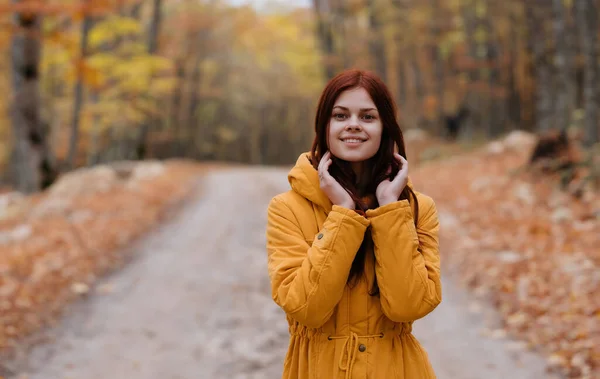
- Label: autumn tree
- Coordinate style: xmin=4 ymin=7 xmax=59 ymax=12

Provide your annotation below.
xmin=9 ymin=0 xmax=57 ymax=193
xmin=575 ymin=0 xmax=599 ymax=147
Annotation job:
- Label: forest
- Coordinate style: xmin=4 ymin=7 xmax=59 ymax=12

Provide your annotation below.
xmin=0 ymin=0 xmax=598 ymax=378
xmin=1 ymin=0 xmax=597 ymax=193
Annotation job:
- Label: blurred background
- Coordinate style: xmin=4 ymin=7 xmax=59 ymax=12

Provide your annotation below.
xmin=1 ymin=0 xmax=597 ymax=189
xmin=0 ymin=0 xmax=598 ymax=378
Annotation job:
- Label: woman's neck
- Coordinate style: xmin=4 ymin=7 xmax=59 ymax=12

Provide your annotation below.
xmin=351 ymin=161 xmax=364 ymax=178
xmin=351 ymin=161 xmax=371 ymax=195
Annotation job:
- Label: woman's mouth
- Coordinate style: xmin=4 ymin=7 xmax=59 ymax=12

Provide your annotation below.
xmin=340 ymin=138 xmax=366 ymax=145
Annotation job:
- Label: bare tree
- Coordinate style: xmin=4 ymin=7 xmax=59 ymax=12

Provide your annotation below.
xmin=312 ymin=0 xmax=336 ymax=80
xmin=135 ymin=0 xmax=163 ymax=159
xmin=575 ymin=0 xmax=599 ymax=146
xmin=366 ymin=0 xmax=387 ymax=82
xmin=9 ymin=1 xmax=57 ymax=193
xmin=429 ymin=0 xmax=444 ymax=131
xmin=67 ymin=0 xmax=93 ymax=169
xmin=526 ymin=2 xmax=554 ymax=132
xmin=551 ymin=0 xmax=572 ymax=132
xmin=391 ymin=0 xmax=408 ymax=111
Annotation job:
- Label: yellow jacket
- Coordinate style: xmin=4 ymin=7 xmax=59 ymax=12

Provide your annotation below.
xmin=266 ymin=152 xmax=442 ymax=379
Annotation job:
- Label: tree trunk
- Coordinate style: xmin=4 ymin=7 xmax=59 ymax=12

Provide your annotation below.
xmin=430 ymin=0 xmax=444 ymax=133
xmin=185 ymin=36 xmax=207 ymax=156
xmin=575 ymin=0 xmax=599 ymax=146
xmin=169 ymin=58 xmax=186 ymax=156
xmin=391 ymin=0 xmax=408 ymax=117
xmin=565 ymin=5 xmax=578 ymax=117
xmin=527 ymin=3 xmax=554 ymax=132
xmin=86 ymin=91 xmax=101 ymax=166
xmin=67 ymin=0 xmax=93 ymax=169
xmin=9 ymin=2 xmax=56 ymax=193
xmin=135 ymin=0 xmax=162 ymax=160
xmin=410 ymin=44 xmax=424 ymax=102
xmin=461 ymin=0 xmax=480 ymax=140
xmin=312 ymin=0 xmax=336 ymax=80
xmin=397 ymin=58 xmax=407 ymax=107
xmin=366 ymin=0 xmax=387 ymax=82
xmin=484 ymin=14 xmax=503 ymax=138
xmin=148 ymin=0 xmax=162 ymax=55
xmin=506 ymin=0 xmax=522 ymax=130
xmin=551 ymin=0 xmax=572 ymax=132
xmin=333 ymin=0 xmax=351 ymax=69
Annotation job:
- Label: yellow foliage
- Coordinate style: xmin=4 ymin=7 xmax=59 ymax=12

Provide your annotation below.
xmin=88 ymin=16 xmax=143 ymax=49
xmin=147 ymin=77 xmax=177 ymax=98
xmin=440 ymin=30 xmax=465 ymax=60
xmin=45 ymin=30 xmax=79 ymax=56
xmin=86 ymin=53 xmax=120 ymax=71
xmin=231 ymin=9 xmax=322 ymax=98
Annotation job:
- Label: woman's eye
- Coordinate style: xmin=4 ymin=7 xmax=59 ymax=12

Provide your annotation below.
xmin=363 ymin=114 xmax=375 ymax=120
xmin=333 ymin=113 xmax=347 ymax=120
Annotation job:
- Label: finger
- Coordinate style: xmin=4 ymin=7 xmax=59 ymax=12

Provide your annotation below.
xmin=319 ymin=154 xmax=332 ymax=181
xmin=395 ymin=153 xmax=408 ymax=169
xmin=318 ymin=152 xmax=326 ymax=170
xmin=400 ymin=156 xmax=408 ymax=169
xmin=392 ymin=155 xmax=408 ymax=183
xmin=322 ymin=158 xmax=334 ymax=179
xmin=318 ymin=152 xmax=329 ymax=174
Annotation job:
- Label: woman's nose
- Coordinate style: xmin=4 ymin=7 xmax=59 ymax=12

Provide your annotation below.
xmin=345 ymin=118 xmax=361 ymax=130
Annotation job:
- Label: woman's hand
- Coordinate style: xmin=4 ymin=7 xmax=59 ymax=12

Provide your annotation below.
xmin=376 ymin=153 xmax=409 ymax=206
xmin=318 ymin=151 xmax=355 ymax=209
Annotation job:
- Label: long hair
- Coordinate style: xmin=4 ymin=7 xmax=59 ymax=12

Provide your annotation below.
xmin=309 ymin=69 xmax=419 ymax=295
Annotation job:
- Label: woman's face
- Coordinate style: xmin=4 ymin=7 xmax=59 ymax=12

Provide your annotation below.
xmin=327 ymin=87 xmax=383 ymax=163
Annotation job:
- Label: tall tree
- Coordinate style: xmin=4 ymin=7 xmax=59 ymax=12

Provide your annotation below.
xmin=147 ymin=0 xmax=162 ymax=55
xmin=551 ymin=0 xmax=572 ymax=132
xmin=429 ymin=0 xmax=445 ymax=130
xmin=67 ymin=0 xmax=94 ymax=169
xmin=135 ymin=0 xmax=163 ymax=159
xmin=575 ymin=0 xmax=599 ymax=146
xmin=461 ymin=0 xmax=480 ymax=139
xmin=506 ymin=0 xmax=523 ymax=130
xmin=391 ymin=0 xmax=408 ymax=111
xmin=312 ymin=0 xmax=336 ymax=80
xmin=184 ymin=29 xmax=209 ymax=156
xmin=366 ymin=0 xmax=387 ymax=82
xmin=9 ymin=0 xmax=57 ymax=193
xmin=526 ymin=2 xmax=554 ymax=132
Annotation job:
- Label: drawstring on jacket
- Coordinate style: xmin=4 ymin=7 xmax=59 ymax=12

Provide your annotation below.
xmin=328 ymin=332 xmax=384 ymax=379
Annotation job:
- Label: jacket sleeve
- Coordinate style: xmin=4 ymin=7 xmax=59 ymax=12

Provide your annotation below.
xmin=266 ymin=196 xmax=369 ymax=328
xmin=365 ymin=196 xmax=441 ymax=322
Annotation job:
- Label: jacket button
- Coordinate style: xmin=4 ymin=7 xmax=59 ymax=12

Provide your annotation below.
xmin=358 ymin=344 xmax=366 ymax=352
xmin=317 ymin=233 xmax=323 ymax=240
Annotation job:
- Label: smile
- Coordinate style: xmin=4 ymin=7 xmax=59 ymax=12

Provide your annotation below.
xmin=340 ymin=138 xmax=366 ymax=143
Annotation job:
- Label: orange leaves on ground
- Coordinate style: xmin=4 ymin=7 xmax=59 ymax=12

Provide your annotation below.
xmin=412 ymin=133 xmax=599 ymax=379
xmin=0 ymin=159 xmax=205 ymax=355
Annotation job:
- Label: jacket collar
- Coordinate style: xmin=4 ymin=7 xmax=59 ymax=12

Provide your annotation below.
xmin=287 ymin=152 xmax=414 ymax=214
xmin=288 ymin=152 xmax=333 ymax=213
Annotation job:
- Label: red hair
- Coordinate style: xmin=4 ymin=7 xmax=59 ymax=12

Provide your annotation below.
xmin=310 ymin=69 xmax=419 ymax=292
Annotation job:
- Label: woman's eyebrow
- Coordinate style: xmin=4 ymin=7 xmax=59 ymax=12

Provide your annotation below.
xmin=333 ymin=105 xmax=377 ymax=112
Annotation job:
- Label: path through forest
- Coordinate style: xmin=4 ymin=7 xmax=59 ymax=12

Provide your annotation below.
xmin=5 ymin=167 xmax=553 ymax=379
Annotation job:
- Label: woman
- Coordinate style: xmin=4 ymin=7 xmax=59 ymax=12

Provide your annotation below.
xmin=265 ymin=69 xmax=441 ymax=379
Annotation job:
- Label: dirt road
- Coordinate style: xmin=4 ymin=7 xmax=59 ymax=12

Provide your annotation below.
xmin=6 ymin=167 xmax=552 ymax=379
